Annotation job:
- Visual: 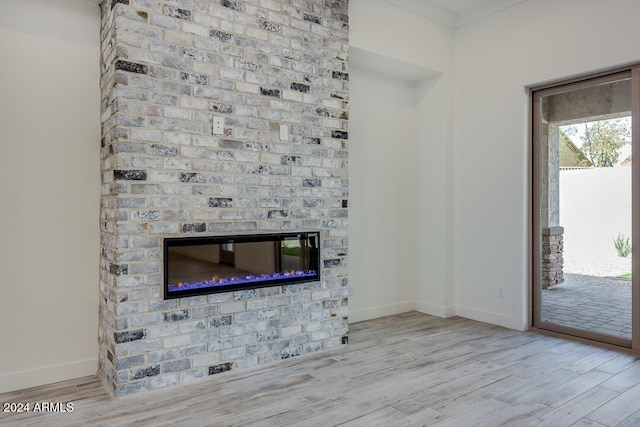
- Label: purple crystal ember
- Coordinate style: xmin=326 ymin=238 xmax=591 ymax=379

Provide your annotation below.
xmin=168 ymin=270 xmax=316 ymax=292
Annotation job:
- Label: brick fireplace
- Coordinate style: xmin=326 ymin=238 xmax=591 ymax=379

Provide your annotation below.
xmin=98 ymin=0 xmax=349 ymax=396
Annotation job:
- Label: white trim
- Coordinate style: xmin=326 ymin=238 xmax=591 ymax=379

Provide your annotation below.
xmin=382 ymin=0 xmax=529 ymax=28
xmin=382 ymin=0 xmax=457 ymax=27
xmin=456 ymin=0 xmax=528 ymax=27
xmin=349 ymin=301 xmax=457 ymax=323
xmin=413 ymin=301 xmax=456 ymax=318
xmin=348 ymin=301 xmax=415 ymax=323
xmin=454 ymin=304 xmax=519 ymax=330
xmin=0 ymin=358 xmax=98 ymax=394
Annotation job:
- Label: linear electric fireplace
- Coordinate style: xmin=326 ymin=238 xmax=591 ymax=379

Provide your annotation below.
xmin=164 ymin=232 xmax=320 ymax=299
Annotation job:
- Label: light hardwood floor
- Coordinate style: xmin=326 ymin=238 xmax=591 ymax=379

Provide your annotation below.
xmin=2 ymin=311 xmax=640 ymax=426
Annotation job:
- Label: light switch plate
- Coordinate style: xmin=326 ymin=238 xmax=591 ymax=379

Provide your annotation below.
xmin=213 ymin=116 xmax=224 ymax=135
xmin=280 ymin=124 xmax=288 ymax=141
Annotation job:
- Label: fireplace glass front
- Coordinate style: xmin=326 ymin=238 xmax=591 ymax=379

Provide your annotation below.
xmin=164 ymin=232 xmax=320 ymax=299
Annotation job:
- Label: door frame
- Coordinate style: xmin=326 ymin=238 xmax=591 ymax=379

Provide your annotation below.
xmin=530 ymin=64 xmax=640 ymax=351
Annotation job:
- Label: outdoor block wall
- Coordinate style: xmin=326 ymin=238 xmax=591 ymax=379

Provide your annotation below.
xmin=99 ymin=0 xmax=349 ymax=396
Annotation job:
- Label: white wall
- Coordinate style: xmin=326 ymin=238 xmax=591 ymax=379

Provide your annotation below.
xmin=560 ymin=168 xmax=632 ymax=277
xmin=0 ymin=0 xmax=101 ymax=392
xmin=349 ymin=0 xmax=455 ymax=321
xmin=6 ymin=0 xmax=640 ymax=394
xmin=415 ymin=73 xmax=456 ymax=318
xmin=349 ymin=67 xmax=419 ymax=320
xmin=349 ymin=0 xmax=454 ymax=73
xmin=454 ymin=0 xmax=640 ymax=330
xmin=350 ymin=0 xmax=640 ymax=330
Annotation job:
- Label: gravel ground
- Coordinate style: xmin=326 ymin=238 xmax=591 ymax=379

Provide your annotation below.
xmin=564 ymin=256 xmax=631 ymax=278
xmin=564 ymin=272 xmax=631 ymax=287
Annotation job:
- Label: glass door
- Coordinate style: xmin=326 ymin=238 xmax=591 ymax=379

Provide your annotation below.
xmin=532 ymin=68 xmax=639 ymax=349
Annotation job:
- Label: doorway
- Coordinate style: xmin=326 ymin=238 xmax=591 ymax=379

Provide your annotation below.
xmin=532 ymin=66 xmax=640 ymax=350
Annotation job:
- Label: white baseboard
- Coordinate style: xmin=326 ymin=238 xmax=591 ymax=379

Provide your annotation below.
xmin=349 ymin=300 xmax=458 ymax=323
xmin=412 ymin=301 xmax=456 ymax=318
xmin=349 ymin=301 xmax=516 ymax=331
xmin=348 ymin=301 xmax=415 ymax=323
xmin=454 ymin=304 xmax=515 ymax=329
xmin=0 ymin=358 xmax=98 ymax=394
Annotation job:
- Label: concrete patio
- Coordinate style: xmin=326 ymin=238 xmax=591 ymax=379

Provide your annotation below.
xmin=541 ymin=273 xmax=632 ymax=341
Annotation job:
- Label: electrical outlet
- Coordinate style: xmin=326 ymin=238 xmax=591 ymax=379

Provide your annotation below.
xmin=498 ymin=287 xmax=504 ymax=299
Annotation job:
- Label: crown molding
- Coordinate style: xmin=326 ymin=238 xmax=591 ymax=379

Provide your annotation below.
xmin=456 ymin=0 xmax=527 ymax=27
xmin=382 ymin=0 xmax=457 ymax=27
xmin=382 ymin=0 xmax=528 ymax=28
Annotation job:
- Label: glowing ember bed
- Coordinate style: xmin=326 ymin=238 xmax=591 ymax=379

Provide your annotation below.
xmin=163 ymin=232 xmax=320 ymax=299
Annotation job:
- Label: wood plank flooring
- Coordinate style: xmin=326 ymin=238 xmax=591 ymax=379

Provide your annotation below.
xmin=2 ymin=311 xmax=640 ymax=426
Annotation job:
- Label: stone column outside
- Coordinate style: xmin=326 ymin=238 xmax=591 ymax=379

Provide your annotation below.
xmin=542 ymin=226 xmax=564 ymax=289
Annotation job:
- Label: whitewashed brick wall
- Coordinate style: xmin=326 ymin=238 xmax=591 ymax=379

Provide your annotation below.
xmin=99 ymin=0 xmax=349 ymax=396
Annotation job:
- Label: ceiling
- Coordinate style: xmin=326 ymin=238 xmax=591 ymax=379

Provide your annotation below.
xmin=81 ymin=0 xmax=526 ymax=26
xmin=382 ymin=0 xmax=528 ymax=27
xmin=424 ymin=0 xmax=507 ymax=14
